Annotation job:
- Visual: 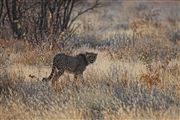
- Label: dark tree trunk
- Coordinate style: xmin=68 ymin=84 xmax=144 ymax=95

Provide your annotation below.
xmin=6 ymin=0 xmax=24 ymax=38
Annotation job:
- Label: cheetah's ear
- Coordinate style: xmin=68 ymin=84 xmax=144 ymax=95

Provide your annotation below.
xmin=85 ymin=52 xmax=97 ymax=57
xmin=85 ymin=52 xmax=91 ymax=57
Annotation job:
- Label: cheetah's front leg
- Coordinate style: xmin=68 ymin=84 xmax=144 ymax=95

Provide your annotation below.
xmin=74 ymin=73 xmax=84 ymax=86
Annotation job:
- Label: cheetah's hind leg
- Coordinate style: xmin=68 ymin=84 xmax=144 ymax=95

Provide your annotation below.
xmin=51 ymin=69 xmax=64 ymax=88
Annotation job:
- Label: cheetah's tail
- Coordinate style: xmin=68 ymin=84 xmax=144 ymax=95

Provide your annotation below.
xmin=42 ymin=65 xmax=56 ymax=82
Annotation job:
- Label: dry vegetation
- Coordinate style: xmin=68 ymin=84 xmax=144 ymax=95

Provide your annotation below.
xmin=0 ymin=0 xmax=180 ymax=120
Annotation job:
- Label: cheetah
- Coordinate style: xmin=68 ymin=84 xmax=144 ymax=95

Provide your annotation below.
xmin=42 ymin=52 xmax=97 ymax=86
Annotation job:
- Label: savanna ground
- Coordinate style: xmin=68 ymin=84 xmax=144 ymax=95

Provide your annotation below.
xmin=0 ymin=0 xmax=180 ymax=120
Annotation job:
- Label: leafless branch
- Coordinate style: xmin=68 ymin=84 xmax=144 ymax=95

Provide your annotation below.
xmin=68 ymin=0 xmax=100 ymax=29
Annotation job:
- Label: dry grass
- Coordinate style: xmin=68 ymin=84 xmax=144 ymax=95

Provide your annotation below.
xmin=0 ymin=45 xmax=180 ymax=119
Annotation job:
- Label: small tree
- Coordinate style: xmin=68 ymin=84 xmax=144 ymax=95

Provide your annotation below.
xmin=36 ymin=0 xmax=100 ymax=47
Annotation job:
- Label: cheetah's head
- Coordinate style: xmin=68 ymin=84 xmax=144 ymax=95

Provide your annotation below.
xmin=85 ymin=52 xmax=98 ymax=64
